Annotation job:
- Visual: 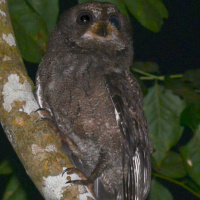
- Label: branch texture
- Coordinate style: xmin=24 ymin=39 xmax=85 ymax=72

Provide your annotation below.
xmin=0 ymin=1 xmax=95 ymax=200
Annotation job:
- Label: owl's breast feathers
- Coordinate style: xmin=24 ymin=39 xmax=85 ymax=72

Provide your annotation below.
xmin=36 ymin=54 xmax=152 ymax=199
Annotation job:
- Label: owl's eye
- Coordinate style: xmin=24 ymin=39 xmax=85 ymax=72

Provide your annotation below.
xmin=76 ymin=12 xmax=93 ymax=25
xmin=109 ymin=15 xmax=121 ymax=29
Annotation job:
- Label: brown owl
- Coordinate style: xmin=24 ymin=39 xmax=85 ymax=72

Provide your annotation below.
xmin=36 ymin=2 xmax=152 ymax=200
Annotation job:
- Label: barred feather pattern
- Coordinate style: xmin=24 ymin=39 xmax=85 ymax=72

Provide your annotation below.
xmin=104 ymin=71 xmax=152 ymax=200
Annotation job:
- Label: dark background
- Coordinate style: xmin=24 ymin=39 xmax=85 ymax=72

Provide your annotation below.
xmin=134 ymin=0 xmax=200 ymax=74
xmin=59 ymin=0 xmax=200 ymax=75
xmin=26 ymin=0 xmax=200 ymax=82
xmin=0 ymin=0 xmax=199 ymax=199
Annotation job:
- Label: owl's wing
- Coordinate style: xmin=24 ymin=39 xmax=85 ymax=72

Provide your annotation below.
xmin=104 ymin=71 xmax=152 ymax=200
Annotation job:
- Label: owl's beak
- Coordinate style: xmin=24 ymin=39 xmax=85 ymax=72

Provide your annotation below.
xmin=91 ymin=22 xmax=108 ymax=38
xmin=94 ymin=22 xmax=108 ymax=37
xmin=83 ymin=21 xmax=118 ymax=40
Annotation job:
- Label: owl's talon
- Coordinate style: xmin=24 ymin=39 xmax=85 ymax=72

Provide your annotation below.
xmin=63 ymin=168 xmax=94 ymax=196
xmin=63 ymin=168 xmax=95 ymax=196
xmin=66 ymin=180 xmax=72 ymax=184
xmin=35 ymin=108 xmax=52 ymax=118
xmin=66 ymin=179 xmax=92 ymax=186
xmin=62 ymin=168 xmax=68 ymax=177
xmin=62 ymin=168 xmax=94 ymax=186
xmin=35 ymin=108 xmax=45 ymax=112
xmin=62 ymin=168 xmax=87 ymax=178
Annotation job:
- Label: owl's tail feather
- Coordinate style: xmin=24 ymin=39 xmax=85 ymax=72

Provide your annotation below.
xmin=117 ymin=146 xmax=151 ymax=200
xmin=94 ymin=178 xmax=116 ymax=200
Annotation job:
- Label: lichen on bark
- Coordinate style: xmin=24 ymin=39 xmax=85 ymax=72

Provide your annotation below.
xmin=0 ymin=1 xmax=96 ymax=200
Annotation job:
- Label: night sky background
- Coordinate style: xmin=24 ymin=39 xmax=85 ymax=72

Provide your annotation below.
xmin=0 ymin=0 xmax=200 ymax=199
xmin=60 ymin=0 xmax=200 ymax=75
xmin=25 ymin=0 xmax=200 ymax=81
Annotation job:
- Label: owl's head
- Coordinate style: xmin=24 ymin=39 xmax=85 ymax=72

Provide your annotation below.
xmin=56 ymin=2 xmax=133 ymax=52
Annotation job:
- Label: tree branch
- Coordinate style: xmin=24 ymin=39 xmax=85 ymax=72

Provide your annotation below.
xmin=132 ymin=68 xmax=183 ymax=81
xmin=0 ymin=1 xmax=95 ymax=200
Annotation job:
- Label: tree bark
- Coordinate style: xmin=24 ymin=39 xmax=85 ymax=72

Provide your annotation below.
xmin=0 ymin=1 xmax=95 ymax=200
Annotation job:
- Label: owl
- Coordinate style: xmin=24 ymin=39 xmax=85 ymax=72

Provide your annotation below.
xmin=36 ymin=2 xmax=152 ymax=200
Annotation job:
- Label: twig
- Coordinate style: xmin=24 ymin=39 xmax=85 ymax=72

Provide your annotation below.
xmin=132 ymin=68 xmax=183 ymax=81
xmin=152 ymin=172 xmax=200 ymax=198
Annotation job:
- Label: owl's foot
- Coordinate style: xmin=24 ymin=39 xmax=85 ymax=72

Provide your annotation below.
xmin=63 ymin=151 xmax=108 ymax=186
xmin=36 ymin=108 xmax=51 ymax=121
xmin=62 ymin=168 xmax=87 ymax=179
xmin=63 ymin=168 xmax=95 ymax=195
xmin=35 ymin=108 xmax=59 ymax=133
xmin=35 ymin=107 xmax=45 ymax=112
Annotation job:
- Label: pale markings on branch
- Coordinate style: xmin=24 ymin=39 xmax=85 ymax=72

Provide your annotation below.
xmin=0 ymin=0 xmax=6 ymax=4
xmin=42 ymin=167 xmax=95 ymax=200
xmin=2 ymin=74 xmax=39 ymax=114
xmin=2 ymin=33 xmax=16 ymax=46
xmin=0 ymin=9 xmax=6 ymax=17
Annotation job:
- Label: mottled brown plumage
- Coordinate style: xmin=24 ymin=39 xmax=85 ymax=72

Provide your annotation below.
xmin=36 ymin=2 xmax=152 ymax=200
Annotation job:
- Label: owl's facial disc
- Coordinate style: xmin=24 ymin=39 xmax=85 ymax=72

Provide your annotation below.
xmin=60 ymin=2 xmax=132 ymax=51
xmin=82 ymin=20 xmax=121 ymax=40
xmin=79 ymin=20 xmax=126 ymax=50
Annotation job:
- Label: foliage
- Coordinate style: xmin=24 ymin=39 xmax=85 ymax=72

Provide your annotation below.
xmin=79 ymin=0 xmax=168 ymax=32
xmin=7 ymin=0 xmax=167 ymax=63
xmin=1 ymin=0 xmax=199 ymax=199
xmin=148 ymin=179 xmax=173 ymax=200
xmin=2 ymin=175 xmax=28 ymax=200
xmin=181 ymin=125 xmax=200 ymax=187
xmin=132 ymin=64 xmax=200 ymax=199
xmin=144 ymin=83 xmax=186 ymax=164
xmin=8 ymin=0 xmax=59 ymax=63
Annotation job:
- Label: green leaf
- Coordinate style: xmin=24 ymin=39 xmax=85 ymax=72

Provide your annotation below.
xmin=78 ymin=0 xmax=128 ymax=16
xmin=154 ymin=151 xmax=187 ymax=178
xmin=27 ymin=0 xmax=59 ymax=34
xmin=144 ymin=83 xmax=185 ymax=164
xmin=8 ymin=0 xmax=48 ymax=63
xmin=183 ymin=179 xmax=200 ymax=196
xmin=0 ymin=160 xmax=13 ymax=175
xmin=180 ymin=125 xmax=200 ymax=187
xmin=165 ymin=79 xmax=196 ymax=101
xmin=181 ymin=103 xmax=200 ymax=130
xmin=78 ymin=0 xmax=168 ymax=31
xmin=149 ymin=179 xmax=173 ymax=200
xmin=124 ymin=0 xmax=168 ymax=32
xmin=132 ymin=61 xmax=160 ymax=73
xmin=3 ymin=175 xmax=28 ymax=200
xmin=183 ymin=70 xmax=200 ymax=89
xmin=149 ymin=0 xmax=168 ymax=18
xmin=79 ymin=0 xmax=93 ymax=3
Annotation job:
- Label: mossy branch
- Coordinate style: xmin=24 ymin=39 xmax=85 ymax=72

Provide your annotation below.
xmin=0 ymin=1 xmax=95 ymax=200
